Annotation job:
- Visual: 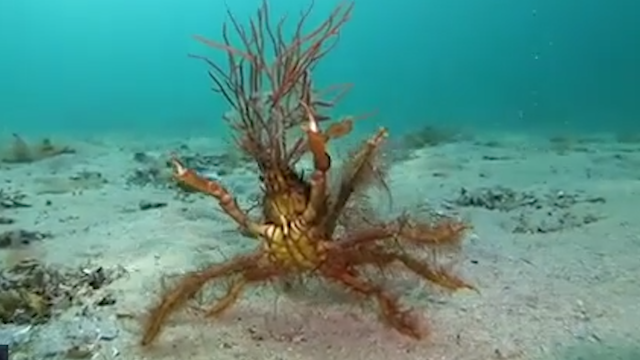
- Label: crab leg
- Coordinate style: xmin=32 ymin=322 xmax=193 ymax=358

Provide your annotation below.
xmin=203 ymin=278 xmax=247 ymax=318
xmin=300 ymin=102 xmax=330 ymax=223
xmin=170 ymin=158 xmax=267 ymax=237
xmin=324 ymin=127 xmax=388 ymax=233
xmin=322 ymin=268 xmax=424 ymax=339
xmin=141 ymin=251 xmax=263 ymax=346
xmin=203 ymin=258 xmax=282 ymax=318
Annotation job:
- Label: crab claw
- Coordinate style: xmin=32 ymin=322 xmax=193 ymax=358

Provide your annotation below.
xmin=306 ymin=109 xmax=319 ymax=134
xmin=170 ymin=157 xmax=188 ymax=176
xmin=300 ymin=102 xmax=330 ymax=172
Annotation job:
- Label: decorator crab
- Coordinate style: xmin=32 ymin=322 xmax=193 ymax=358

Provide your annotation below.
xmin=141 ymin=0 xmax=474 ymax=347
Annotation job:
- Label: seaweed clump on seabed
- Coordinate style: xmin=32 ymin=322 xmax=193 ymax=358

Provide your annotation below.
xmin=139 ymin=0 xmax=476 ymax=348
xmin=0 ymin=259 xmax=121 ymax=325
xmin=1 ymin=134 xmax=75 ymax=164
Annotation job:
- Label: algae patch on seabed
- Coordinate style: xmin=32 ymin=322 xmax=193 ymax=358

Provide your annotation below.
xmin=0 ymin=259 xmax=126 ymax=358
xmin=0 ymin=259 xmax=122 ymax=325
xmin=0 ymin=134 xmax=75 ymax=164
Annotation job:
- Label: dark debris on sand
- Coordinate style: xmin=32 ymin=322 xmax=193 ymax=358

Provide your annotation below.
xmin=0 ymin=189 xmax=30 ymax=209
xmin=453 ymin=186 xmax=606 ymax=234
xmin=0 ymin=188 xmax=30 ymax=226
xmin=0 ymin=230 xmax=50 ymax=249
xmin=386 ymin=124 xmax=472 ymax=162
xmin=126 ymin=148 xmax=253 ymax=189
xmin=126 ymin=149 xmax=259 ymax=211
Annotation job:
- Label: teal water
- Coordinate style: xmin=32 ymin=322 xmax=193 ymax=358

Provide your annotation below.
xmin=0 ymin=0 xmax=638 ymax=137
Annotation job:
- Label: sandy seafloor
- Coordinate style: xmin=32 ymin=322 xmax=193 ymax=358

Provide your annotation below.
xmin=1 ymin=130 xmax=639 ymax=360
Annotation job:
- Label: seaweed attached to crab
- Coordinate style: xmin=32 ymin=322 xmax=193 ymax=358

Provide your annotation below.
xmin=141 ymin=0 xmax=475 ymax=347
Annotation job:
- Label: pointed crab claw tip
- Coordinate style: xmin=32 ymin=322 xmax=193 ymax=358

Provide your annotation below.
xmin=300 ymin=101 xmax=319 ymax=133
xmin=171 ymin=158 xmax=187 ymax=176
xmin=308 ymin=115 xmax=319 ymax=133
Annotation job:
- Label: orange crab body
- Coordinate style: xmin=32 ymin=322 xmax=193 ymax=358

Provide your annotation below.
xmin=257 ymin=166 xmax=330 ymax=270
xmin=261 ymin=216 xmax=328 ymax=271
xmin=261 ymin=167 xmax=312 ymax=224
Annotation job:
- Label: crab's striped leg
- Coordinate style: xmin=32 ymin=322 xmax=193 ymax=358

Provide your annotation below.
xmin=300 ymin=102 xmax=330 ymax=224
xmin=170 ymin=158 xmax=267 ymax=237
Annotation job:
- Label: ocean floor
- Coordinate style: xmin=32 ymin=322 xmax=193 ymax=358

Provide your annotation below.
xmin=1 ymin=130 xmax=639 ymax=360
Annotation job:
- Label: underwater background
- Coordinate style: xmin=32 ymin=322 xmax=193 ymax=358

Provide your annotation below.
xmin=2 ymin=2 xmax=640 ymax=359
xmin=1 ymin=0 xmax=638 ymax=137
